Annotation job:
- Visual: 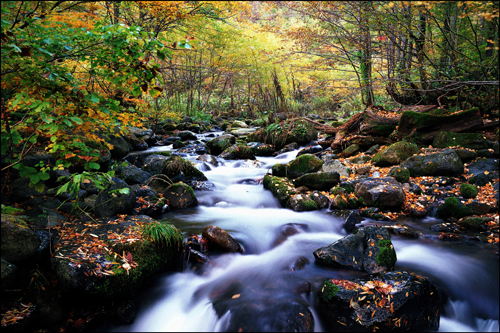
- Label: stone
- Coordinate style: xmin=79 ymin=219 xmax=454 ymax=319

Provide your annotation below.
xmin=263 ymin=175 xmax=296 ymax=208
xmin=466 ymin=158 xmax=499 ymax=186
xmin=118 ymin=164 xmax=152 ymax=185
xmin=161 ymin=155 xmax=208 ymax=188
xmin=286 ymin=154 xmax=324 ymax=179
xmin=453 ymin=148 xmax=477 ymax=163
xmin=276 ymin=142 xmax=299 ymax=155
xmin=107 ymin=134 xmax=131 ymax=159
xmin=433 ymin=131 xmax=488 ymax=150
xmin=247 ymin=142 xmax=275 ymax=156
xmin=321 ymin=159 xmax=349 ymax=177
xmin=219 ymin=144 xmax=256 ymax=160
xmin=94 ymin=178 xmax=135 ymax=218
xmin=341 ymin=144 xmax=360 ymax=157
xmin=388 ymin=166 xmax=411 ymax=183
xmin=354 ymin=177 xmax=406 ymax=210
xmin=294 ymin=172 xmax=340 ymax=191
xmin=400 ymin=148 xmax=464 ymax=177
xmin=164 ymin=182 xmax=198 ymax=209
xmin=372 ymin=141 xmax=420 ymax=167
xmin=202 ymin=225 xmax=242 ymax=253
xmin=178 ymin=131 xmax=198 ymax=141
xmin=1 ymin=215 xmax=41 ymax=262
xmin=287 ymin=194 xmax=319 ymax=212
xmin=313 ymin=226 xmax=396 ymax=274
xmin=142 ymin=154 xmax=170 ymax=175
xmin=310 ymin=191 xmax=330 ymax=209
xmin=460 ymin=183 xmax=478 ymax=199
xmin=316 ymin=271 xmax=439 ymax=331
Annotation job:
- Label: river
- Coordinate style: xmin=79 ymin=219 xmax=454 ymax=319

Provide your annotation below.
xmin=110 ymin=141 xmax=499 ymax=332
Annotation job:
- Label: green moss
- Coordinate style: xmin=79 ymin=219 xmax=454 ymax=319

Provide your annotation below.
xmin=263 ymin=175 xmax=296 ymax=207
xmin=330 ymin=186 xmax=346 ymax=195
xmin=287 ymin=154 xmax=323 ymax=179
xmin=460 ymin=183 xmax=478 ymax=199
xmin=319 ymin=280 xmax=340 ymax=302
xmin=340 ymin=184 xmax=354 ymax=194
xmin=333 ymin=194 xmax=348 ymax=209
xmin=388 ymin=167 xmax=410 ymax=183
xmin=348 ymin=198 xmax=358 ymax=209
xmin=371 ymin=124 xmax=397 ymax=137
xmin=299 ymin=198 xmax=319 ymax=211
xmin=162 ymin=155 xmax=202 ymax=178
xmin=460 ymin=217 xmax=490 ymax=231
xmin=436 ymin=197 xmax=473 ymax=219
xmin=271 ymin=163 xmax=288 ymax=177
xmin=376 ymin=240 xmax=396 ymax=268
xmin=168 ymin=182 xmax=195 ymax=196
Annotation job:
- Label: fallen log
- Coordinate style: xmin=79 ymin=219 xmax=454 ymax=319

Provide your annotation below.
xmin=395 ymin=107 xmax=484 ymax=143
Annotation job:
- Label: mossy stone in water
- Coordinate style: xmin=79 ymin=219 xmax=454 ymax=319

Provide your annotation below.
xmin=286 ymin=154 xmax=324 ymax=179
xmin=436 ymin=197 xmax=473 ymax=219
xmin=372 ymin=141 xmax=420 ymax=167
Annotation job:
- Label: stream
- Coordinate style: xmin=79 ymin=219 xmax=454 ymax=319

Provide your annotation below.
xmin=110 ymin=139 xmax=499 ymax=332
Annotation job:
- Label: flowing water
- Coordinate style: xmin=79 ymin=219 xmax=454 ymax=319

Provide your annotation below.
xmin=111 ymin=144 xmax=499 ymax=332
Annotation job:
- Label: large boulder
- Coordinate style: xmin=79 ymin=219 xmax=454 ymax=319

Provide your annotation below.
xmin=294 ymin=172 xmax=340 ymax=191
xmin=354 ymin=178 xmax=406 ymax=210
xmin=52 ymin=216 xmax=182 ymax=299
xmin=1 ymin=215 xmax=41 ymax=263
xmin=117 ymin=164 xmax=152 ymax=185
xmin=163 ymin=182 xmax=198 ymax=209
xmin=433 ymin=131 xmax=488 ymax=150
xmin=316 ymin=271 xmax=440 ymax=331
xmin=466 ymin=158 xmax=499 ymax=186
xmin=313 ymin=226 xmax=396 ymax=274
xmin=142 ymin=154 xmax=170 ymax=175
xmin=207 ymin=134 xmax=236 ymax=155
xmin=202 ymin=225 xmax=243 ymax=253
xmin=247 ymin=142 xmax=275 ymax=156
xmin=106 ymin=134 xmax=131 ymax=159
xmin=372 ymin=141 xmax=420 ymax=167
xmin=400 ymin=148 xmax=464 ymax=177
xmin=286 ymin=154 xmax=324 ymax=179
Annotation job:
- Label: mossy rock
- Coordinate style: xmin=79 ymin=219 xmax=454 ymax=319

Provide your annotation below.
xmin=388 ymin=167 xmax=410 ymax=183
xmin=459 ymin=217 xmax=491 ymax=231
xmin=272 ymin=163 xmax=288 ymax=177
xmin=287 ymin=194 xmax=319 ymax=212
xmin=332 ymin=194 xmax=349 ymax=209
xmin=341 ymin=144 xmax=360 ymax=158
xmin=433 ymin=132 xmax=488 ymax=150
xmin=263 ymin=175 xmax=296 ymax=207
xmin=286 ymin=154 xmax=324 ymax=179
xmin=219 ymin=143 xmax=256 ymax=160
xmin=460 ymin=183 xmax=478 ymax=199
xmin=247 ymin=118 xmax=317 ymax=150
xmin=436 ymin=197 xmax=473 ymax=219
xmin=294 ymin=172 xmax=340 ymax=191
xmin=163 ymin=182 xmax=198 ymax=209
xmin=376 ymin=239 xmax=397 ymax=268
xmin=161 ymin=155 xmax=207 ymax=181
xmin=207 ymin=135 xmax=236 ymax=155
xmin=372 ymin=141 xmax=420 ymax=167
xmin=400 ymin=148 xmax=464 ymax=177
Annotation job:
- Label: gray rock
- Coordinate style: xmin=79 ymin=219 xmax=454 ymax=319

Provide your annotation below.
xmin=94 ymin=179 xmax=135 ymax=218
xmin=321 ymin=159 xmax=349 ymax=177
xmin=287 ymin=194 xmax=319 ymax=212
xmin=119 ymin=164 xmax=152 ymax=185
xmin=107 ymin=134 xmax=131 ymax=159
xmin=310 ymin=190 xmax=330 ymax=209
xmin=163 ymin=183 xmax=198 ymax=209
xmin=400 ymin=148 xmax=464 ymax=177
xmin=355 ymin=177 xmax=406 ymax=210
xmin=1 ymin=215 xmax=41 ymax=262
xmin=294 ymin=172 xmax=340 ymax=191
xmin=202 ymin=225 xmax=242 ymax=253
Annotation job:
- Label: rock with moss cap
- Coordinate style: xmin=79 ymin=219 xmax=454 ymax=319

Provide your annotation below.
xmin=286 ymin=154 xmax=324 ymax=179
xmin=460 ymin=183 xmax=478 ymax=199
xmin=263 ymin=175 xmax=296 ymax=207
xmin=316 ymin=271 xmax=439 ymax=332
xmin=400 ymin=148 xmax=464 ymax=177
xmin=354 ymin=177 xmax=406 ymax=210
xmin=436 ymin=197 xmax=473 ymax=219
xmin=313 ymin=226 xmax=396 ymax=274
xmin=459 ymin=217 xmax=492 ymax=231
xmin=388 ymin=166 xmax=410 ymax=183
xmin=294 ymin=172 xmax=340 ymax=191
xmin=372 ymin=141 xmax=420 ymax=167
xmin=287 ymin=194 xmax=319 ymax=212
xmin=163 ymin=182 xmax=198 ymax=209
xmin=161 ymin=155 xmax=208 ymax=188
xmin=219 ymin=143 xmax=256 ymax=160
xmin=1 ymin=215 xmax=41 ymax=263
xmin=206 ymin=134 xmax=236 ymax=155
xmin=433 ymin=131 xmax=488 ymax=150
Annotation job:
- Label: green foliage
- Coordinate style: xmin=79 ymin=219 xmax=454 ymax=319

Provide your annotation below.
xmin=1 ymin=204 xmax=24 ymax=215
xmin=140 ymin=221 xmax=183 ymax=249
xmin=460 ymin=183 xmax=478 ymax=199
xmin=320 ymin=280 xmax=340 ymax=302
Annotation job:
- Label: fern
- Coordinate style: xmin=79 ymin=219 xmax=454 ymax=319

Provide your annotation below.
xmin=140 ymin=221 xmax=183 ymax=249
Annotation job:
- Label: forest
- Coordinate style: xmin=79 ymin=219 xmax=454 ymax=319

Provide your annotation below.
xmin=1 ymin=1 xmax=499 ymax=332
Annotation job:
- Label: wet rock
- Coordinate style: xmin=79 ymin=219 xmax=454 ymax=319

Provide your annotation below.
xmin=321 ymin=159 xmax=349 ymax=177
xmin=231 ymin=120 xmax=249 ymax=128
xmin=355 ymin=165 xmax=371 ymax=175
xmin=433 ymin=131 xmax=488 ymax=150
xmin=106 ymin=134 xmax=131 ymax=159
xmin=313 ymin=226 xmax=396 ymax=274
xmin=297 ymin=144 xmax=323 ymax=157
xmin=117 ymin=164 xmax=152 ymax=185
xmin=276 ymin=142 xmax=299 ymax=155
xmin=164 ymin=183 xmax=198 ymax=209
xmin=219 ymin=143 xmax=256 ymax=160
xmin=202 ymin=225 xmax=242 ymax=253
xmin=206 ymin=134 xmax=236 ymax=155
xmin=403 ymin=201 xmax=427 ymax=217
xmin=466 ymin=158 xmax=499 ymax=186
xmin=271 ymin=163 xmax=288 ymax=177
xmin=400 ymin=148 xmax=464 ymax=177
xmin=372 ymin=141 xmax=420 ymax=167
xmin=94 ymin=178 xmax=135 ymax=218
xmin=213 ymin=296 xmax=314 ymax=332
xmin=290 ymin=257 xmax=310 ymax=271
xmin=458 ymin=217 xmax=492 ymax=231
xmin=142 ymin=154 xmax=170 ymax=175
xmin=133 ymin=141 xmax=148 ymax=151
xmin=383 ymin=225 xmax=419 ymax=238
xmin=310 ymin=190 xmax=330 ymax=209
xmin=331 ymin=194 xmax=349 ymax=209
xmin=161 ymin=155 xmax=208 ymax=187
xmin=132 ymin=195 xmax=168 ymax=217
xmin=263 ymin=175 xmax=296 ymax=208
xmin=460 ymin=183 xmax=478 ymax=199
xmin=466 ymin=200 xmax=491 ymax=215
xmin=365 ymin=144 xmax=380 ymax=155
xmin=288 ymin=194 xmax=319 ymax=212
xmin=178 ymin=130 xmax=198 ymax=141
xmin=10 ymin=177 xmax=48 ymax=203
xmin=355 ymin=177 xmax=406 ymax=210
xmin=430 ymin=222 xmax=462 ymax=233
xmin=316 ymin=271 xmax=440 ymax=331
xmin=286 ymin=154 xmax=324 ymax=179
xmin=343 ymin=210 xmax=361 ymax=233
xmin=272 ymin=223 xmax=307 ymax=247
xmin=196 ymin=154 xmax=220 ymax=166
xmin=294 ymin=172 xmax=340 ymax=191
xmin=175 ymin=142 xmax=210 ymax=155
xmin=1 ymin=215 xmax=41 ymax=263
xmin=247 ymin=142 xmax=275 ymax=156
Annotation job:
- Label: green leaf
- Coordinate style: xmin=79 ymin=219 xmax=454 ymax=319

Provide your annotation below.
xmin=39 ymin=172 xmax=50 ymax=181
xmin=73 ymin=174 xmax=82 ymax=184
xmin=12 ymin=93 xmax=25 ymax=107
xmin=69 ymin=117 xmax=83 ymax=124
xmin=8 ymin=44 xmax=22 ymax=52
xmin=118 ymin=187 xmax=130 ymax=195
xmin=88 ymin=162 xmax=100 ymax=170
xmin=37 ymin=47 xmax=53 ymax=57
xmin=56 ymin=182 xmax=69 ymax=195
xmin=90 ymin=95 xmax=100 ymax=103
xmin=34 ymin=182 xmax=46 ymax=193
xmin=157 ymin=51 xmax=165 ymax=60
xmin=132 ymin=86 xmax=142 ymax=97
